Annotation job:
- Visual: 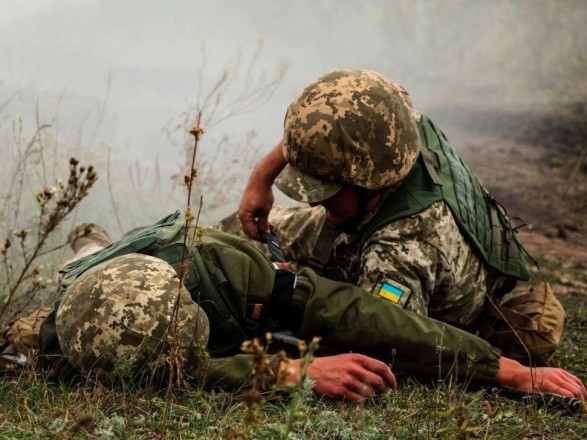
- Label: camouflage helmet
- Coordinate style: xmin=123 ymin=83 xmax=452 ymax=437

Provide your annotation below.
xmin=55 ymin=253 xmax=209 ymax=378
xmin=275 ymin=69 xmax=420 ymax=203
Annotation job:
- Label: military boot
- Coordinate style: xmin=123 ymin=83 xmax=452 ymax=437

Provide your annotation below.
xmin=67 ymin=223 xmax=112 ymax=254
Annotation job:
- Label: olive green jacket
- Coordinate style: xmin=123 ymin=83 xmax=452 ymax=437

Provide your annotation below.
xmin=196 ymin=229 xmax=501 ymax=390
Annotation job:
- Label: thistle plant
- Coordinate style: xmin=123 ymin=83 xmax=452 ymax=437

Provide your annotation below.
xmin=0 ymin=157 xmax=97 ymax=320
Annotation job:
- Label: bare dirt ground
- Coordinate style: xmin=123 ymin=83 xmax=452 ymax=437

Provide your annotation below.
xmin=432 ymin=104 xmax=587 ymax=296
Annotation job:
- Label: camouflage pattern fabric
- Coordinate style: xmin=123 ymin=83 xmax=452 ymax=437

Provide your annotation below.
xmin=193 ymin=227 xmax=502 ymax=389
xmin=56 ymin=253 xmax=209 ymax=376
xmin=219 ymin=200 xmax=489 ymax=328
xmin=275 ymin=69 xmax=420 ymax=203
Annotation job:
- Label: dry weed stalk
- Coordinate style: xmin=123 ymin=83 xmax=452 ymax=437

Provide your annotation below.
xmin=1 ymin=157 xmax=97 ymax=320
xmin=164 ymin=40 xmax=287 ymax=221
xmin=159 ymin=112 xmax=206 ymax=434
xmin=240 ymin=336 xmax=279 ymax=426
xmin=156 ymin=46 xmax=286 ymax=434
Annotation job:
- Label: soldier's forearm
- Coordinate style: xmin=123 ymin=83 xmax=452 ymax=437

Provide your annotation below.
xmin=249 ymin=140 xmax=287 ymax=186
xmin=293 ymin=268 xmax=501 ymax=385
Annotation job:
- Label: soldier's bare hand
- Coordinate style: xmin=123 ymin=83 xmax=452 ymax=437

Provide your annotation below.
xmin=282 ymin=353 xmax=396 ymax=402
xmin=238 ymin=184 xmax=274 ymax=242
xmin=497 ymin=357 xmax=587 ymax=400
xmin=238 ymin=141 xmax=287 ymax=241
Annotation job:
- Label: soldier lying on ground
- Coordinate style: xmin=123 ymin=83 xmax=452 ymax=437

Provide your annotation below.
xmin=3 ymin=212 xmax=584 ymax=403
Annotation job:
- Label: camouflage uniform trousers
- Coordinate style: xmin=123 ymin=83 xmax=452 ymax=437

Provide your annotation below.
xmin=218 ymin=200 xmax=490 ymax=329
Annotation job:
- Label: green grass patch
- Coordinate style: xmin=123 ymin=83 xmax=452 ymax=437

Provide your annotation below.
xmin=1 ymin=294 xmax=586 ymax=439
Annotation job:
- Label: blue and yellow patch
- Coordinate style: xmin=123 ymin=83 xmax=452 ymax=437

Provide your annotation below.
xmin=376 ymin=281 xmax=411 ymax=307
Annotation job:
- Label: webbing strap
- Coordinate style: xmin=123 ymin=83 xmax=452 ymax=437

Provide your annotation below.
xmin=489 ymin=201 xmax=503 ymax=260
xmin=307 ymin=219 xmax=340 ymax=275
xmin=420 ymin=148 xmax=443 ymax=186
xmin=262 ymin=269 xmax=297 ymax=324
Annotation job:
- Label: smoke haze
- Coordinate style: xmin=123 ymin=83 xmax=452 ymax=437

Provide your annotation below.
xmin=2 ymin=0 xmax=585 ymax=230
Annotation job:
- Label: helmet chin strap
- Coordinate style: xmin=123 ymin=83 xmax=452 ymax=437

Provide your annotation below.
xmin=308 ymin=187 xmax=384 ymax=275
xmin=337 ymin=187 xmax=382 ymax=233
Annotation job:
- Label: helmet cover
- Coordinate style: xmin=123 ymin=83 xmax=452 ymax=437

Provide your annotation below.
xmin=275 ymin=69 xmax=420 ymax=203
xmin=56 ymin=253 xmax=209 ymax=377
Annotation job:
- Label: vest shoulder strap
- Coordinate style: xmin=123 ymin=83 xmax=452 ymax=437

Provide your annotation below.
xmin=307 ymin=219 xmax=340 ymax=275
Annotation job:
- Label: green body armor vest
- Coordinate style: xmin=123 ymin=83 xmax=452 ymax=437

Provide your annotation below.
xmin=365 ymin=113 xmax=530 ymax=285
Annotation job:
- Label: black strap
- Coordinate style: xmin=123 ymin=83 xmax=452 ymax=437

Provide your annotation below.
xmin=307 ymin=219 xmax=340 ymax=275
xmin=261 ymin=230 xmax=286 ymax=263
xmin=260 ymin=268 xmax=303 ymax=333
xmin=420 ymin=148 xmax=443 ymax=186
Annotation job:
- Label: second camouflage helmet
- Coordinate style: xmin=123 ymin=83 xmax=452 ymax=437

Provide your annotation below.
xmin=275 ymin=69 xmax=420 ymax=203
xmin=55 ymin=253 xmax=209 ymax=378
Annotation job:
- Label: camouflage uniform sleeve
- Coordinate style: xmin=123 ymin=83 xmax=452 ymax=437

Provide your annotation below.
xmin=267 ymin=205 xmax=326 ymax=267
xmin=359 ymin=202 xmax=488 ymax=327
xmin=214 ymin=205 xmax=325 ymax=270
xmin=291 ymin=267 xmax=501 ymax=385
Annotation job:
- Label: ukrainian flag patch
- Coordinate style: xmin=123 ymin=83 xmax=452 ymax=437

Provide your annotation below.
xmin=377 ymin=281 xmax=411 ymax=307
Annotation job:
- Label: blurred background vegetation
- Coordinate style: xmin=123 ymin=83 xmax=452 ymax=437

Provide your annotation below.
xmin=2 ymin=0 xmax=586 ymax=323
